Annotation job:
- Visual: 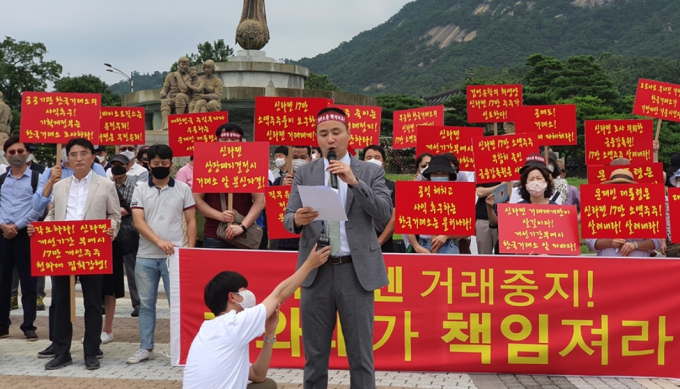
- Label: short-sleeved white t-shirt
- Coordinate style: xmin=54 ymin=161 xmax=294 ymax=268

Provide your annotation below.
xmin=183 ymin=304 xmax=267 ymax=389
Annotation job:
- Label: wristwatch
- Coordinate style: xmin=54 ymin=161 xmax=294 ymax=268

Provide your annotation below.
xmin=634 ymin=241 xmax=639 ymax=250
xmin=239 ymin=224 xmax=247 ymax=234
xmin=263 ymin=336 xmax=276 ymax=344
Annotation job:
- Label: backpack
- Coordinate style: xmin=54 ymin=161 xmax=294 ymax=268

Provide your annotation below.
xmin=0 ymin=169 xmax=47 ymax=221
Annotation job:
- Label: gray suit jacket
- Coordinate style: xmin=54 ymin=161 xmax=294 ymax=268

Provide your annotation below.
xmin=284 ymin=157 xmax=392 ymax=291
xmin=45 ymin=173 xmax=122 ymax=238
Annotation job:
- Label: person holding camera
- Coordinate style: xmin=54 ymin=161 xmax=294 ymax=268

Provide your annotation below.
xmin=284 ymin=107 xmax=392 ymax=389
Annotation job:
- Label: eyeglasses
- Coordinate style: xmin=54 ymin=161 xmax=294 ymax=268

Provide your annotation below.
xmin=7 ymin=149 xmax=26 ymax=155
xmin=120 ymin=146 xmax=136 ymax=152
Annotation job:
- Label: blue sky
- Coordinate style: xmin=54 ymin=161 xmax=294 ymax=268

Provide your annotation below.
xmin=5 ymin=0 xmax=413 ymax=86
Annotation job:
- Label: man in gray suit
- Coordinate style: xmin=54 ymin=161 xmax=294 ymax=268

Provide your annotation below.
xmin=284 ymin=107 xmax=392 ymax=389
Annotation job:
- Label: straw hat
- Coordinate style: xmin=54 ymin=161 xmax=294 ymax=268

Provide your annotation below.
xmin=603 ymin=168 xmax=636 ymax=184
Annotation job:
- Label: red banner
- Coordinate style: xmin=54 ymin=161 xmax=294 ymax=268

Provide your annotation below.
xmin=467 ymin=84 xmax=522 ymax=123
xmin=167 ymin=112 xmax=227 ymax=157
xmin=20 ymin=92 xmax=101 ymax=143
xmin=253 ymin=97 xmax=332 ymax=146
xmin=585 ymin=120 xmax=653 ymax=166
xmin=416 ymin=126 xmax=483 ymax=171
xmin=335 ymin=104 xmax=382 ymax=150
xmin=265 ymin=186 xmax=300 ymax=240
xmin=632 ymin=79 xmax=680 ymax=122
xmin=472 ymin=134 xmax=539 ymax=184
xmin=515 ymin=104 xmax=577 ymax=146
xmin=580 ymin=184 xmax=666 ymax=239
xmin=392 ymin=106 xmax=444 ymax=149
xmin=30 ymin=220 xmax=112 ymax=276
xmin=173 ymin=248 xmax=680 ymax=379
xmin=498 ymin=204 xmax=580 ymax=255
xmin=587 ymin=163 xmax=665 ymax=185
xmin=394 ymin=181 xmax=476 ymax=236
xmin=192 ymin=142 xmax=269 ymax=193
xmin=98 ymin=107 xmax=145 ymax=145
xmin=668 ymin=188 xmax=680 ymax=243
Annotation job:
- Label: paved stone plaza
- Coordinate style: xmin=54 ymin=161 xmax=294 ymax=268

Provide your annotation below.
xmin=1 ymin=279 xmax=678 ymax=389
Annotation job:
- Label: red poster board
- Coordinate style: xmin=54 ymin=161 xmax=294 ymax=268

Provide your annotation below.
xmin=515 ymin=104 xmax=577 ymax=145
xmin=30 ymin=220 xmax=112 ymax=276
xmin=335 ymin=104 xmax=382 ymax=150
xmin=416 ymin=126 xmax=483 ymax=171
xmin=253 ymin=97 xmax=332 ymax=146
xmin=632 ymin=79 xmax=680 ymax=122
xmin=167 ymin=112 xmax=227 ymax=157
xmin=668 ymin=188 xmax=680 ymax=243
xmin=192 ymin=142 xmax=269 ymax=193
xmin=265 ymin=186 xmax=300 ymax=240
xmin=580 ymin=184 xmax=666 ymax=239
xmin=498 ymin=203 xmax=580 ymax=255
xmin=585 ymin=120 xmax=653 ymax=166
xmin=472 ymin=134 xmax=539 ymax=184
xmin=394 ymin=181 xmax=476 ymax=236
xmin=392 ymin=106 xmax=444 ymax=149
xmin=98 ymin=107 xmax=145 ymax=145
xmin=175 ymin=248 xmax=680 ymax=380
xmin=20 ymin=92 xmax=101 ymax=143
xmin=467 ymin=84 xmax=522 ymax=123
xmin=587 ymin=163 xmax=664 ymax=185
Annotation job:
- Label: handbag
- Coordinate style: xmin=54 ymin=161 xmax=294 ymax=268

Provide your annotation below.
xmin=216 ymin=193 xmax=263 ymax=250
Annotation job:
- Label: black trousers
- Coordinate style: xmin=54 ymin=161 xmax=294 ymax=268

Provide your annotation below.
xmin=0 ymin=229 xmax=36 ymax=332
xmin=51 ymin=274 xmax=103 ymax=357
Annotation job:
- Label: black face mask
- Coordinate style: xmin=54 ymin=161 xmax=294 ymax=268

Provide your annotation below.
xmin=111 ymin=166 xmax=127 ymax=176
xmin=151 ymin=166 xmax=171 ymax=180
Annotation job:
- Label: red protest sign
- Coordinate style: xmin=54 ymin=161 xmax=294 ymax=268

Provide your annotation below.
xmin=335 ymin=104 xmax=381 ymax=150
xmin=167 ymin=112 xmax=227 ymax=157
xmin=193 ymin=142 xmax=269 ymax=193
xmin=394 ymin=181 xmax=476 ymax=236
xmin=515 ymin=104 xmax=577 ymax=146
xmin=585 ymin=119 xmax=653 ymax=166
xmin=30 ymin=220 xmax=112 ymax=277
xmin=498 ymin=203 xmax=580 ymax=255
xmin=416 ymin=126 xmax=483 ymax=171
xmin=20 ymin=92 xmax=101 ymax=143
xmin=587 ymin=163 xmax=664 ymax=185
xmin=98 ymin=107 xmax=145 ymax=145
xmin=392 ymin=106 xmax=444 ymax=149
xmin=632 ymin=79 xmax=680 ymax=122
xmin=580 ymin=184 xmax=666 ymax=239
xmin=265 ymin=186 xmax=300 ymax=240
xmin=467 ymin=84 xmax=522 ymax=123
xmin=254 ymin=97 xmax=332 ymax=146
xmin=472 ymin=134 xmax=539 ymax=184
xmin=668 ymin=188 xmax=680 ymax=243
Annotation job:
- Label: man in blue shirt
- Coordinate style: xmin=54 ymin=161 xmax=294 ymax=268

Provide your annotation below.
xmin=0 ymin=136 xmax=58 ymax=341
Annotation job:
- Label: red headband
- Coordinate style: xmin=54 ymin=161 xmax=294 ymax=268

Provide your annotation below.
xmin=316 ymin=113 xmax=348 ymax=126
xmin=219 ymin=131 xmax=242 ymax=140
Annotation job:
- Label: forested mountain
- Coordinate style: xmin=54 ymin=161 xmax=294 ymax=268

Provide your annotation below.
xmin=296 ymin=0 xmax=680 ymax=96
xmin=108 ymin=71 xmax=168 ymax=96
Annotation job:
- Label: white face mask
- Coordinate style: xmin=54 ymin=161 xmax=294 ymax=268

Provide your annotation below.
xmin=275 ymin=158 xmax=285 ymax=168
xmin=526 ymin=181 xmax=548 ymax=197
xmin=96 ymin=155 xmax=106 ymax=163
xmin=235 ymin=289 xmax=256 ymax=309
xmin=27 ymin=154 xmax=36 ymax=163
xmin=312 ymin=153 xmax=319 ymax=160
xmin=548 ymin=165 xmax=555 ymax=172
xmin=121 ymin=150 xmax=135 ymax=161
xmin=61 ymin=148 xmax=68 ymax=163
xmin=366 ymin=158 xmax=383 ymax=168
xmin=430 ymin=176 xmax=449 ymax=182
xmin=291 ymin=159 xmax=308 ymax=172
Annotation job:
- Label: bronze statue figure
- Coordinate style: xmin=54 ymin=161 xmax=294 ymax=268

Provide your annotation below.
xmin=192 ymin=60 xmax=223 ymax=113
xmin=160 ymin=56 xmax=192 ymax=130
xmin=0 ymin=91 xmax=12 ymax=136
xmin=236 ymin=0 xmax=270 ymax=50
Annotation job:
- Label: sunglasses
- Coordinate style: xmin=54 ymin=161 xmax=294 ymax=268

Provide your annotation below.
xmin=120 ymin=146 xmax=136 ymax=152
xmin=7 ymin=149 xmax=26 ymax=155
xmin=419 ymin=163 xmax=429 ymax=168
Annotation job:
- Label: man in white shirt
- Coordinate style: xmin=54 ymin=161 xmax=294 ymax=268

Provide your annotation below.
xmin=183 ymin=246 xmax=331 ymax=389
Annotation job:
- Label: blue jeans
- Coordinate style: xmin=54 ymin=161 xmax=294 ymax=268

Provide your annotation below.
xmin=418 ymin=237 xmax=460 ymax=254
xmin=135 ymin=257 xmax=170 ymax=350
xmin=203 ymin=236 xmax=237 ymax=249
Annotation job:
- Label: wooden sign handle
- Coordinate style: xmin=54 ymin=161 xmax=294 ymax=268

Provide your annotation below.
xmin=493 ymin=123 xmax=498 ymax=137
xmin=56 ymin=144 xmax=62 ymax=166
xmin=70 ymin=275 xmax=76 ymax=323
xmin=228 ymin=193 xmax=234 ymax=215
xmin=285 ymin=146 xmax=293 ymax=175
xmin=544 ymin=146 xmax=550 ymax=162
xmin=655 ymin=119 xmax=662 ymax=142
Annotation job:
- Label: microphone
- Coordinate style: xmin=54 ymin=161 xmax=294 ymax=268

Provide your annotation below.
xmin=326 ymin=150 xmax=338 ymax=189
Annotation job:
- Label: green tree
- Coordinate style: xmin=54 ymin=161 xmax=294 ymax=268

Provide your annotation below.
xmin=0 ymin=37 xmax=62 ymax=110
xmin=305 ymin=73 xmax=341 ymax=92
xmin=169 ymin=39 xmax=234 ymax=71
xmin=54 ymin=75 xmax=121 ymax=106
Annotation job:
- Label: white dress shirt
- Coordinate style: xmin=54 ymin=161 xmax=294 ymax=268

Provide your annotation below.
xmin=66 ymin=170 xmax=93 ymax=221
xmin=323 ymin=153 xmax=351 ymax=256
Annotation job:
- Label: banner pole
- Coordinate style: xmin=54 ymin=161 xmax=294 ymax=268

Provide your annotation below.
xmin=285 ymin=146 xmax=292 ymax=176
xmin=493 ymin=123 xmax=498 ymax=137
xmin=655 ymin=119 xmax=662 ymax=142
xmin=544 ymin=145 xmax=550 ymax=162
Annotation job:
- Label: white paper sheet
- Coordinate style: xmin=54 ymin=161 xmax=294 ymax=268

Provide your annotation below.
xmin=298 ymin=185 xmax=348 ymax=222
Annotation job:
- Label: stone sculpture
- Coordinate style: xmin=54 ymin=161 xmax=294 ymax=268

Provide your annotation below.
xmin=0 ymin=91 xmax=12 ymax=136
xmin=160 ymin=56 xmax=192 ymax=130
xmin=191 ymin=60 xmax=223 ymax=113
xmin=236 ymin=0 xmax=270 ymax=50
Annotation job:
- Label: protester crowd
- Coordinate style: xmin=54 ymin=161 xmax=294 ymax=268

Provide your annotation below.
xmin=0 ymin=107 xmax=676 ymax=389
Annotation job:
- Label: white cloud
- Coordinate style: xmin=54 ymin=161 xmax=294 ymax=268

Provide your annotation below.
xmin=4 ymin=0 xmax=412 ymax=87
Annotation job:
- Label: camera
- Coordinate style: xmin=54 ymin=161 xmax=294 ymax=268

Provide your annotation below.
xmin=317 ymin=236 xmax=330 ymax=251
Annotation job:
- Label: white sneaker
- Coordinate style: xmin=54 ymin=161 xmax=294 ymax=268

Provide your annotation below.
xmin=101 ymin=332 xmax=114 ymax=344
xmin=127 ymin=348 xmax=154 ymax=364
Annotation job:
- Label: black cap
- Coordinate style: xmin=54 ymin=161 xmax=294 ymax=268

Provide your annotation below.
xmin=94 ymin=145 xmax=107 ymax=153
xmin=110 ymin=154 xmax=130 ymax=165
xmin=519 ymin=153 xmax=549 ymax=175
xmin=422 ymin=155 xmax=457 ymax=181
xmin=671 ymin=152 xmax=680 ymax=170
